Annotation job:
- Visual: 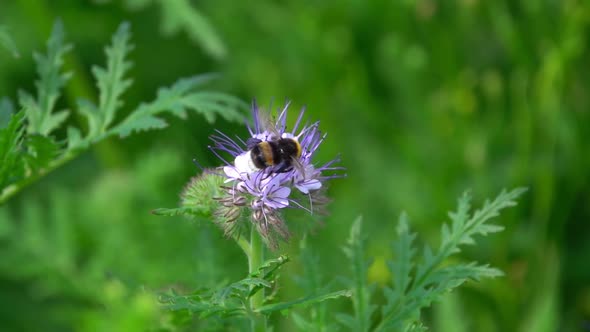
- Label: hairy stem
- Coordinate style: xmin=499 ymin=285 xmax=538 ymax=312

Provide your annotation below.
xmin=248 ymin=226 xmax=266 ymax=332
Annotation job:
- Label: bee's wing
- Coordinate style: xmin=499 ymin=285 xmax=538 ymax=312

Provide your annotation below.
xmin=258 ymin=110 xmax=281 ymax=140
xmin=290 ymin=155 xmax=306 ymax=176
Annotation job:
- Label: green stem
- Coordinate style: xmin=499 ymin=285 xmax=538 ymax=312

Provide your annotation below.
xmin=0 ymin=150 xmax=80 ymax=204
xmin=236 ymin=235 xmax=251 ymax=258
xmin=248 ymin=225 xmax=266 ymax=332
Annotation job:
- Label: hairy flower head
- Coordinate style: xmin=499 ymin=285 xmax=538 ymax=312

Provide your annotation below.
xmin=204 ymin=101 xmax=343 ymax=248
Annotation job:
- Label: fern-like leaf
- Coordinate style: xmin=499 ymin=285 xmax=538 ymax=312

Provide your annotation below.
xmin=94 ymin=22 xmax=134 ymax=134
xmin=23 ymin=134 xmax=60 ymax=173
xmin=19 ymin=20 xmax=72 ymax=135
xmin=375 ymin=188 xmax=527 ymax=332
xmin=110 ymin=74 xmax=244 ymax=138
xmin=337 ymin=217 xmax=376 ymax=332
xmin=381 ymin=213 xmax=417 ymax=321
xmin=257 ymin=290 xmax=352 ymax=315
xmin=292 ymin=238 xmax=339 ymax=332
xmin=76 ymin=22 xmax=133 ymax=142
xmin=0 ymin=112 xmax=24 ymax=190
xmin=161 ymin=255 xmax=290 ymax=319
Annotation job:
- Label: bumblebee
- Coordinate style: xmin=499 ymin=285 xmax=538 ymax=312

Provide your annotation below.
xmin=235 ymin=137 xmax=302 ymax=174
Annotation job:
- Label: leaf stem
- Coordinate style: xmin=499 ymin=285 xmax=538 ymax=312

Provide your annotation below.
xmin=248 ymin=225 xmax=266 ymax=332
xmin=0 ymin=149 xmax=80 ymax=205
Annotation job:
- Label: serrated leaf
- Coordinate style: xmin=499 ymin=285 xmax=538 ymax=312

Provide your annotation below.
xmin=75 ymin=22 xmax=134 ymax=142
xmin=374 ymin=189 xmax=525 ymax=332
xmin=248 ymin=255 xmax=290 ymax=297
xmin=383 ymin=212 xmax=416 ymax=317
xmin=257 ymin=290 xmax=352 ymax=314
xmin=39 ymin=109 xmax=69 ymax=135
xmin=151 ymin=206 xmax=208 ymax=217
xmin=0 ymin=112 xmax=24 ymax=190
xmin=109 ymin=75 xmax=244 ymax=138
xmin=20 ymin=20 xmax=72 ymax=135
xmin=95 ymin=22 xmax=134 ymax=132
xmin=340 ymin=217 xmax=374 ymax=332
xmin=0 ymin=26 xmax=19 ymax=58
xmin=291 ymin=237 xmax=338 ymax=332
xmin=77 ymin=99 xmax=102 ymax=139
xmin=114 ymin=115 xmax=168 ymax=137
xmin=161 ymin=255 xmax=289 ymax=321
xmin=66 ymin=126 xmax=86 ymax=150
xmin=24 ymin=134 xmax=60 ymax=172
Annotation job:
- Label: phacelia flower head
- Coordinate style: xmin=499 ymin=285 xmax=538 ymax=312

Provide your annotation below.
xmin=208 ymin=101 xmax=343 ymax=248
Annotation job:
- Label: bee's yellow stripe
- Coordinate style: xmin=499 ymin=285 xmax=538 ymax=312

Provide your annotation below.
xmin=294 ymin=140 xmax=302 ymax=158
xmin=260 ymin=141 xmax=274 ymax=166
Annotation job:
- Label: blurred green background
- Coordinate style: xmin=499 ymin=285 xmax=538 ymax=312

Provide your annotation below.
xmin=1 ymin=0 xmax=589 ymax=331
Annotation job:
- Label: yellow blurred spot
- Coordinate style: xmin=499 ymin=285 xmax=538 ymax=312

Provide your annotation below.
xmin=368 ymin=256 xmax=391 ymax=285
xmin=481 ymin=69 xmax=504 ymax=100
xmin=464 ymin=136 xmax=487 ymax=169
xmin=104 ymin=280 xmax=126 ymax=301
xmin=133 ymin=292 xmax=157 ymax=316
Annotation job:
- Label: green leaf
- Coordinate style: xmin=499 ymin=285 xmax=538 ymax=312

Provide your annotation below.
xmin=374 ymin=188 xmax=527 ymax=332
xmin=338 ymin=217 xmax=375 ymax=332
xmin=159 ymin=0 xmax=227 ymax=60
xmin=151 ymin=206 xmax=209 ymax=217
xmin=19 ymin=20 xmax=72 ymax=135
xmin=76 ymin=22 xmax=134 ymax=141
xmin=0 ymin=112 xmax=24 ymax=190
xmin=257 ymin=290 xmax=352 ymax=314
xmin=161 ymin=255 xmax=290 ymax=320
xmin=23 ymin=134 xmax=60 ymax=173
xmin=0 ymin=26 xmax=19 ymax=58
xmin=66 ymin=126 xmax=86 ymax=150
xmin=292 ymin=237 xmax=344 ymax=332
xmin=248 ymin=255 xmax=290 ymax=297
xmin=0 ymin=97 xmax=15 ymax=128
xmin=110 ymin=74 xmax=245 ymax=138
xmin=93 ymin=22 xmax=134 ymax=133
xmin=382 ymin=213 xmax=417 ymax=317
xmin=113 ymin=115 xmax=167 ymax=137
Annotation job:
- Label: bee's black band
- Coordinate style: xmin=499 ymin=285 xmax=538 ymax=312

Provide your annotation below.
xmin=251 ymin=145 xmax=267 ymax=169
xmin=269 ymin=141 xmax=282 ymax=164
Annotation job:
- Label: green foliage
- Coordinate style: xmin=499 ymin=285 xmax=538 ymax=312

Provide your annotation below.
xmin=160 ymin=256 xmax=290 ymax=322
xmin=122 ymin=0 xmax=227 ymax=59
xmin=0 ymin=20 xmax=243 ymax=205
xmin=0 ymin=148 xmax=216 ymax=331
xmin=291 ymin=238 xmax=343 ymax=332
xmin=0 ymin=26 xmax=19 ymax=58
xmin=111 ymin=75 xmax=244 ymax=138
xmin=79 ymin=22 xmax=134 ymax=140
xmin=19 ymin=21 xmax=71 ymax=136
xmin=337 ymin=188 xmax=526 ymax=332
xmin=1 ymin=1 xmax=584 ymax=331
xmin=337 ymin=217 xmax=376 ymax=332
xmin=160 ymin=244 xmax=350 ymax=329
xmin=0 ymin=112 xmax=24 ymax=190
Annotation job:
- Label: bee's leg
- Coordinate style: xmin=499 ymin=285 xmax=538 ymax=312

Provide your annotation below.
xmin=246 ymin=138 xmax=262 ymax=150
xmin=274 ymin=161 xmax=292 ymax=173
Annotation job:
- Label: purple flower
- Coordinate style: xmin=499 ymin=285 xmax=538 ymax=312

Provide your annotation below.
xmin=208 ymin=101 xmax=343 ymax=248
